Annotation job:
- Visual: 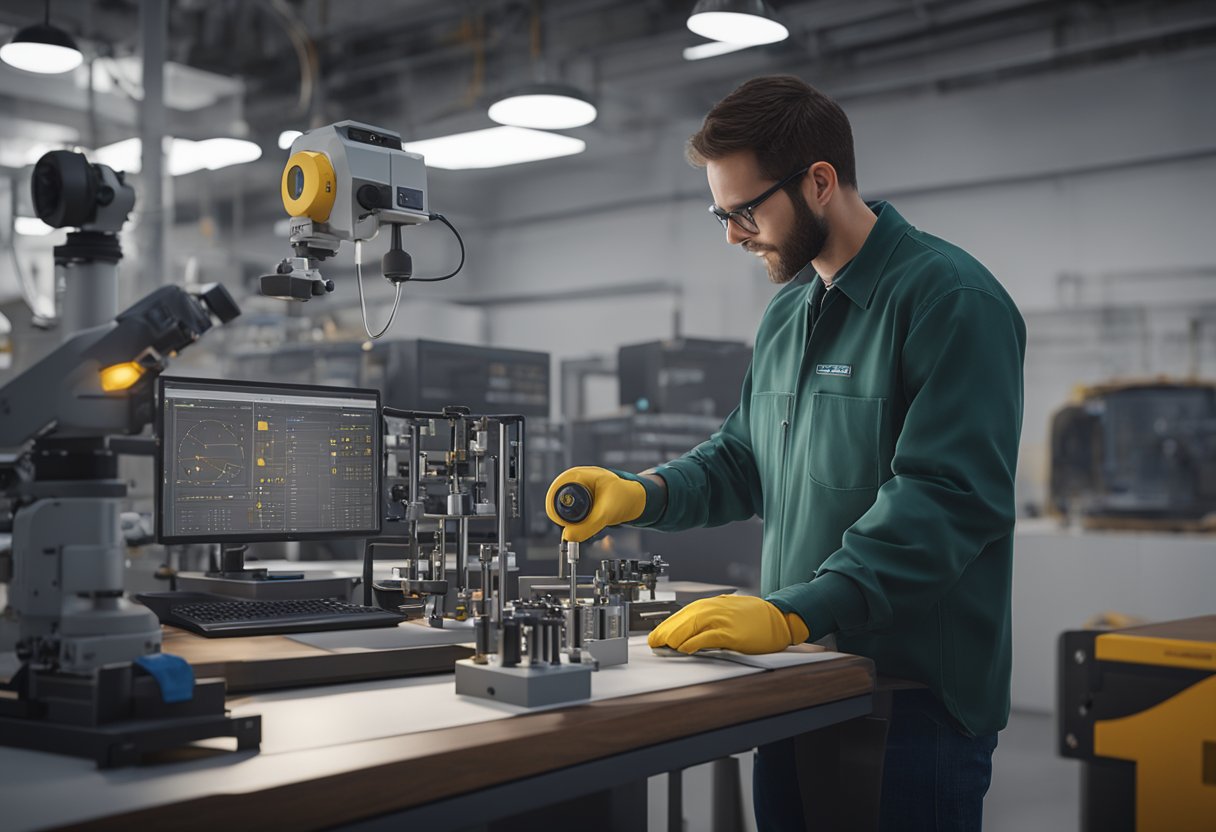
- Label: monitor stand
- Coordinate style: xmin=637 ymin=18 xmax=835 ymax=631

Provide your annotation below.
xmin=175 ymin=544 xmax=356 ymax=602
xmin=205 ymin=544 xmax=302 ymax=581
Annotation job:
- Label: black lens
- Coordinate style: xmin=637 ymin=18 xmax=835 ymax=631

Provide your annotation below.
xmin=288 ymin=165 xmax=305 ymax=200
xmin=31 ymin=150 xmax=97 ymax=228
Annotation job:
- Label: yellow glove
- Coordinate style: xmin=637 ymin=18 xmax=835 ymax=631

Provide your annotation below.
xmin=545 ymin=466 xmax=647 ymax=543
xmin=647 ymin=594 xmax=810 ymax=655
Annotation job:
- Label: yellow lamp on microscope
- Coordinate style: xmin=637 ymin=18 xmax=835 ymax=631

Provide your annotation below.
xmin=99 ymin=361 xmax=145 ymax=392
xmin=281 ymin=150 xmax=337 ymax=223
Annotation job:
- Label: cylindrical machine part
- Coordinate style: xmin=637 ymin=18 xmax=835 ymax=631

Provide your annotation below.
xmin=566 ymin=540 xmax=582 ymax=661
xmin=479 ymin=544 xmax=493 ymax=617
xmin=447 ymin=491 xmax=472 ymax=516
xmin=408 ymin=424 xmax=421 ymax=503
xmin=548 ymin=620 xmax=562 ymax=664
xmin=457 ymin=517 xmax=470 ymax=592
xmin=496 ymin=421 xmax=509 ymax=624
xmin=58 ymin=258 xmax=119 ymax=338
xmin=568 ymin=603 xmax=583 ymax=650
xmin=567 ymin=540 xmax=580 ymax=607
xmin=538 ymin=619 xmax=550 ymax=665
xmin=526 ymin=620 xmax=541 ymax=666
xmin=500 ymin=618 xmax=521 ymax=667
xmin=474 ymin=615 xmax=490 ymax=664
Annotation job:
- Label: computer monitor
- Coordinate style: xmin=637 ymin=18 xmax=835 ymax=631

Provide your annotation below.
xmin=156 ymin=377 xmax=382 ymax=544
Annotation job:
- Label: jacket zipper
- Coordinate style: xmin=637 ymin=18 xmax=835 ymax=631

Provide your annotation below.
xmin=780 ymin=281 xmax=836 ymax=588
xmin=774 ymin=404 xmax=791 ymax=586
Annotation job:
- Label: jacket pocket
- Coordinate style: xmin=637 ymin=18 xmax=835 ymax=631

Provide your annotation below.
xmin=807 ymin=392 xmax=885 ymax=491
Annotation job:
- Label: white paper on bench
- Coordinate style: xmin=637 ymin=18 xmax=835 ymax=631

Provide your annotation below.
xmin=226 ymin=636 xmax=761 ymax=754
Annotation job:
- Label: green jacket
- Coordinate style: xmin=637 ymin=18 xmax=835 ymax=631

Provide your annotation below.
xmin=631 ymin=201 xmax=1025 ymax=736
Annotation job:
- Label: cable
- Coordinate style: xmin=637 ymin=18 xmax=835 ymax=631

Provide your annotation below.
xmin=265 ymin=0 xmax=318 ymax=117
xmin=353 ymin=212 xmax=465 ymax=337
xmin=410 ymin=213 xmax=466 ymax=282
xmin=354 ymin=239 xmax=403 ymax=340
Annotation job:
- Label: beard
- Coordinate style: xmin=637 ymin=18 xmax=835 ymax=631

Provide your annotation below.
xmin=748 ymin=191 xmax=830 ymax=284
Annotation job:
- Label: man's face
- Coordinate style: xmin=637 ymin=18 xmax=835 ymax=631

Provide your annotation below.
xmin=706 ymin=151 xmax=830 ymax=284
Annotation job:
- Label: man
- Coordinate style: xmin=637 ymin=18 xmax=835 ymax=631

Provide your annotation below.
xmin=546 ymin=75 xmax=1025 ymax=830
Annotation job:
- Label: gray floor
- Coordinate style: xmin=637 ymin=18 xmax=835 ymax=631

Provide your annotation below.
xmin=648 ymin=709 xmax=1080 ymax=831
xmin=985 ymin=710 xmax=1080 ymax=832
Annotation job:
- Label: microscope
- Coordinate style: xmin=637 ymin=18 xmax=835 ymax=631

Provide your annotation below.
xmin=0 ymin=151 xmax=257 ymax=766
xmin=260 ymin=121 xmax=464 ymax=339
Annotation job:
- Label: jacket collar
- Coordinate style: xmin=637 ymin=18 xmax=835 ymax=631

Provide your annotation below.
xmin=793 ymin=201 xmax=910 ymax=309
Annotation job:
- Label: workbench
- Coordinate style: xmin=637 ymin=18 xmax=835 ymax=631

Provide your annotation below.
xmin=1 ymin=631 xmax=879 ymax=832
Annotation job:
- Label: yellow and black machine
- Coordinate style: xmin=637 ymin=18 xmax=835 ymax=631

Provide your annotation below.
xmin=1059 ymin=615 xmax=1216 ymax=830
xmin=1048 ymin=379 xmax=1216 ymax=531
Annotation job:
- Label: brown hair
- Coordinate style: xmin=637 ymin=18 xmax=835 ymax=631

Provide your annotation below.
xmin=688 ymin=75 xmax=858 ymax=189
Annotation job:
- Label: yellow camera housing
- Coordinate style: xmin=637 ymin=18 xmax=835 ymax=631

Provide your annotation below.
xmin=281 ymin=151 xmax=336 ymax=223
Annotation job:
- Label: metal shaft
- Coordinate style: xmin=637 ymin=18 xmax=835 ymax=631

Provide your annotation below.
xmin=458 ymin=517 xmax=469 ymax=594
xmin=408 ymin=423 xmax=421 ymax=564
xmin=567 ymin=539 xmax=581 ymax=662
xmin=567 ymin=540 xmax=580 ymax=610
xmin=496 ymin=420 xmax=508 ymax=623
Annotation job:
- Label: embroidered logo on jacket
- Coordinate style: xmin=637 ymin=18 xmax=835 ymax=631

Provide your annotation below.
xmin=815 ymin=364 xmax=853 ymax=377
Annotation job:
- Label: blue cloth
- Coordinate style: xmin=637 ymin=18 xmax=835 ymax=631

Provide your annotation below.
xmin=133 ymin=653 xmax=195 ymax=704
xmin=754 ymin=689 xmax=998 ymax=831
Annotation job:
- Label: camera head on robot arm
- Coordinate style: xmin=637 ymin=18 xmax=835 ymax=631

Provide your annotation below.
xmin=259 ymin=121 xmax=464 ymax=339
xmin=27 ymin=149 xmax=137 ymax=337
xmin=32 ymin=149 xmax=135 ymax=236
xmin=260 ymin=121 xmax=431 ymax=302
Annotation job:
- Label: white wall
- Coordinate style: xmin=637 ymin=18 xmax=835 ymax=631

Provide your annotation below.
xmin=1011 ymin=522 xmax=1216 ymax=713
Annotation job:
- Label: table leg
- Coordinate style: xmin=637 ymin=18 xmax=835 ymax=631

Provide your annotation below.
xmin=668 ymin=767 xmax=685 ymax=832
xmin=711 ymin=756 xmax=746 ymax=832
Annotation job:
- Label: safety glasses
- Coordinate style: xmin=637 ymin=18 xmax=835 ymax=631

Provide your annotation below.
xmin=708 ymin=165 xmax=810 ymax=233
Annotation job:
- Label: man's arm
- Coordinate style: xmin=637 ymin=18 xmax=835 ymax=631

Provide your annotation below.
xmin=768 ymin=287 xmax=1026 ymax=639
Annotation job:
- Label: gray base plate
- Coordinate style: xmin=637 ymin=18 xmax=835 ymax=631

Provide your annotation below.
xmin=585 ymin=636 xmax=629 ymax=667
xmin=455 ymin=657 xmax=592 ymax=707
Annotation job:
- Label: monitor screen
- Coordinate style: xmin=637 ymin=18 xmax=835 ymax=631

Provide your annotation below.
xmin=156 ymin=377 xmax=382 ymax=543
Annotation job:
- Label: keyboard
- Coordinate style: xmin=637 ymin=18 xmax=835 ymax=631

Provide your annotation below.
xmin=136 ymin=592 xmax=407 ymax=638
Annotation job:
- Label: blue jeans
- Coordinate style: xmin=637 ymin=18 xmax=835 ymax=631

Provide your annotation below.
xmin=754 ymin=689 xmax=998 ymax=831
